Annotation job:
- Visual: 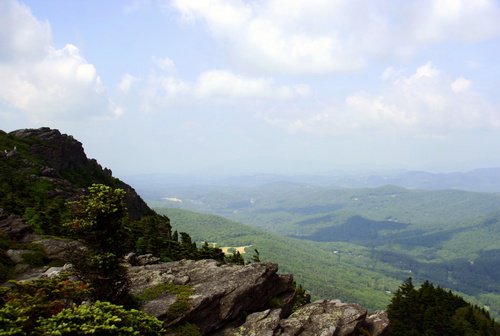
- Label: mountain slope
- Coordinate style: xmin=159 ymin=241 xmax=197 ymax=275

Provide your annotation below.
xmin=1 ymin=128 xmax=153 ymax=230
xmin=158 ymin=208 xmax=403 ymax=310
xmin=156 ymin=206 xmax=500 ymax=318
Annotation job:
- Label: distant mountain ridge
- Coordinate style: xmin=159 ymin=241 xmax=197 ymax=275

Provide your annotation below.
xmin=125 ymin=167 xmax=500 ymax=195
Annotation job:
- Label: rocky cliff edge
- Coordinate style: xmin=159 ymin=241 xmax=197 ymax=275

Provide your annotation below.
xmin=128 ymin=259 xmax=389 ymax=336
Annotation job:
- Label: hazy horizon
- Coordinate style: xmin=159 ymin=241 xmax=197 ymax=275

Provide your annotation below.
xmin=2 ymin=0 xmax=500 ymax=176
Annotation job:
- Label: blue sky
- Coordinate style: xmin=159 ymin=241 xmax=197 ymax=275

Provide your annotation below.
xmin=1 ymin=0 xmax=500 ymax=177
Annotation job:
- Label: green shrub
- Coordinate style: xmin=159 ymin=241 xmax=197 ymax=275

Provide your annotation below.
xmin=0 ymin=253 xmax=14 ymax=283
xmin=0 ymin=277 xmax=164 ymax=335
xmin=35 ymin=301 xmax=164 ymax=335
xmin=292 ymin=282 xmax=310 ymax=312
xmin=21 ymin=250 xmax=47 ymax=267
xmin=268 ymin=296 xmax=283 ymax=309
xmin=0 ymin=276 xmax=91 ymax=334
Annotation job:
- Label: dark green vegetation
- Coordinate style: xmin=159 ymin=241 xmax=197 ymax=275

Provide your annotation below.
xmin=0 ymin=275 xmax=164 ymax=335
xmin=152 ymin=183 xmax=500 ymax=318
xmin=387 ymin=278 xmax=500 ymax=336
xmin=65 ymin=184 xmax=131 ymax=303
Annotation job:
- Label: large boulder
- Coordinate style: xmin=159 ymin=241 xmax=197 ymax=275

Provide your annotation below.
xmin=279 ymin=300 xmax=367 ymax=336
xmin=219 ymin=300 xmax=389 ymax=336
xmin=128 ymin=259 xmax=295 ymax=334
xmin=31 ymin=238 xmax=86 ymax=262
xmin=0 ymin=209 xmax=37 ymax=243
xmin=6 ymin=249 xmax=32 ymax=264
xmin=363 ymin=311 xmax=390 ymax=336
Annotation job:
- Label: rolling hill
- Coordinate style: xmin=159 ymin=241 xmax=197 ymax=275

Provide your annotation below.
xmin=147 ymin=183 xmax=500 ymax=318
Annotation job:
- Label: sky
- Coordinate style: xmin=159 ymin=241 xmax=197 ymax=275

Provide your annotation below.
xmin=1 ymin=0 xmax=500 ymax=177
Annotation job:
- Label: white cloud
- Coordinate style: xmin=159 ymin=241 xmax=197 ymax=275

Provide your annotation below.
xmin=0 ymin=0 xmax=117 ymax=123
xmin=346 ymin=63 xmax=499 ymax=131
xmin=264 ymin=62 xmax=500 ymax=135
xmin=451 ymin=77 xmax=471 ymax=93
xmin=381 ymin=67 xmax=401 ymax=81
xmin=168 ymin=0 xmax=500 ymax=74
xmin=414 ymin=0 xmax=500 ymax=42
xmin=196 ymin=70 xmax=272 ymax=98
xmin=153 ymin=56 xmax=176 ymax=73
xmin=0 ymin=0 xmax=51 ymax=63
xmin=118 ymin=73 xmax=137 ymax=93
xmin=170 ymin=0 xmax=363 ymax=74
xmin=139 ymin=68 xmax=309 ymax=111
xmin=195 ymin=70 xmax=307 ymax=99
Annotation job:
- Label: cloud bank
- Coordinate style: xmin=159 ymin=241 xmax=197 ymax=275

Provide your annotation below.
xmin=0 ymin=0 xmax=118 ymax=123
xmin=270 ymin=62 xmax=499 ymax=135
xmin=169 ymin=0 xmax=500 ymax=74
xmin=134 ymin=61 xmax=310 ymax=113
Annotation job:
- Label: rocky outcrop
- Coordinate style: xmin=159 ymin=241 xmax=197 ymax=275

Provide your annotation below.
xmin=8 ymin=127 xmax=154 ymax=220
xmin=128 ymin=259 xmax=389 ymax=336
xmin=10 ymin=127 xmax=90 ymax=172
xmin=124 ymin=252 xmax=161 ymax=266
xmin=218 ymin=299 xmax=388 ymax=336
xmin=128 ymin=259 xmax=296 ymax=335
xmin=363 ymin=310 xmax=390 ymax=336
xmin=32 ymin=238 xmax=86 ymax=261
xmin=1 ymin=235 xmax=83 ymax=283
xmin=0 ymin=209 xmax=37 ymax=243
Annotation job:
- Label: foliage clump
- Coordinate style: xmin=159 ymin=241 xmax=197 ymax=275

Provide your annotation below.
xmin=225 ymin=250 xmax=245 ymax=265
xmin=65 ymin=184 xmax=130 ymax=303
xmin=0 ymin=275 xmax=164 ymax=335
xmin=0 ymin=275 xmax=91 ymax=335
xmin=35 ymin=301 xmax=164 ymax=335
xmin=292 ymin=281 xmax=310 ymax=312
xmin=387 ymin=278 xmax=500 ymax=336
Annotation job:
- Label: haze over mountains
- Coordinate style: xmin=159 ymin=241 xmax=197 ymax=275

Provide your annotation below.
xmin=125 ymin=167 xmax=500 ymax=195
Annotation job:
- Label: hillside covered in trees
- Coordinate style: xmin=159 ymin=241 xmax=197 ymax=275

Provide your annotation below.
xmin=148 ymin=181 xmax=500 ymax=318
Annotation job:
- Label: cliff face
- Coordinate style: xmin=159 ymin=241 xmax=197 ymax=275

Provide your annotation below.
xmin=127 ymin=259 xmax=389 ymax=336
xmin=10 ymin=128 xmax=91 ymax=172
xmin=5 ymin=127 xmax=153 ymax=220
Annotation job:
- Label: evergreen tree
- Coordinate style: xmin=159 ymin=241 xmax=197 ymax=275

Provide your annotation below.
xmin=387 ymin=278 xmax=500 ymax=336
xmin=65 ymin=184 xmax=130 ymax=303
xmin=251 ymin=249 xmax=261 ymax=263
xmin=226 ymin=250 xmax=245 ymax=265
